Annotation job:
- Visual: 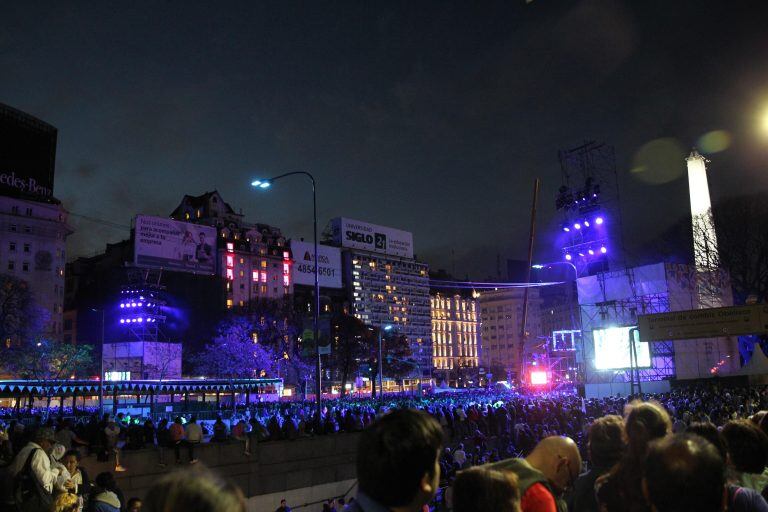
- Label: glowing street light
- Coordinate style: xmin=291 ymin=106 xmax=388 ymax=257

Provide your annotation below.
xmin=251 ymin=171 xmax=321 ymax=425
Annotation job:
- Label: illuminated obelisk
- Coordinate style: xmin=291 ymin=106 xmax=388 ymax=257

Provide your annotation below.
xmin=686 ymin=149 xmax=720 ymax=306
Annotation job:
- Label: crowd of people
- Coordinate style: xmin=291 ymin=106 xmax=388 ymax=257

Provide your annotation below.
xmin=2 ymin=383 xmax=768 ymax=511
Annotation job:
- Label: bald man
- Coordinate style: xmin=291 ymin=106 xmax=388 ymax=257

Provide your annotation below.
xmin=486 ymin=436 xmax=581 ymax=512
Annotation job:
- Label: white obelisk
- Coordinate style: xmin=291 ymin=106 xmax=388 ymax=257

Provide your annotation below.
xmin=687 ymin=149 xmax=719 ymax=273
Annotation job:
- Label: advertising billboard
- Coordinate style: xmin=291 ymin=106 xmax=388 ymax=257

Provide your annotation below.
xmin=134 ymin=215 xmax=217 ymax=275
xmin=593 ymin=326 xmax=651 ymax=370
xmin=291 ymin=240 xmax=342 ymax=288
xmin=331 ymin=217 xmax=414 ymax=259
xmin=0 ymin=103 xmax=57 ymax=201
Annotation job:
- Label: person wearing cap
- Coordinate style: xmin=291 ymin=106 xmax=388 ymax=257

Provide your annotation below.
xmin=9 ymin=427 xmax=68 ymax=511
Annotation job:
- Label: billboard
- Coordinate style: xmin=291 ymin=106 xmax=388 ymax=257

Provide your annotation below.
xmin=593 ymin=326 xmax=651 ymax=370
xmin=291 ymin=240 xmax=342 ymax=288
xmin=134 ymin=215 xmax=217 ymax=275
xmin=0 ymin=103 xmax=56 ymax=201
xmin=331 ymin=217 xmax=414 ymax=259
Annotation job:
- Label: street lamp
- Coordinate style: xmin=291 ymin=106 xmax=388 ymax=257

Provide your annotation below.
xmin=251 ymin=172 xmax=321 ymax=425
xmin=91 ymin=308 xmax=105 ymax=416
xmin=378 ymin=325 xmax=393 ymax=400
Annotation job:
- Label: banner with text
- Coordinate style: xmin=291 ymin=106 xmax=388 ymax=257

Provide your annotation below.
xmin=134 ymin=215 xmax=217 ymax=275
xmin=291 ymin=240 xmax=342 ymax=288
xmin=331 ymin=217 xmax=414 ymax=259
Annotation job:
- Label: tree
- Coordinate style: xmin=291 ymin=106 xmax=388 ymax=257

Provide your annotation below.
xmin=192 ymin=317 xmax=277 ymax=379
xmin=368 ymin=332 xmax=416 ymax=397
xmin=328 ymin=313 xmax=373 ymax=396
xmin=0 ymin=274 xmax=48 ymax=346
xmin=1 ymin=339 xmax=93 ymax=417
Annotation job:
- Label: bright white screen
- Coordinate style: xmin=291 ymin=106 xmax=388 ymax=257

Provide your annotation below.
xmin=593 ymin=326 xmax=651 ymax=370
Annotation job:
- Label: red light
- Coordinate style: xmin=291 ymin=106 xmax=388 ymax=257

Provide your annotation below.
xmin=530 ymin=371 xmax=548 ymax=386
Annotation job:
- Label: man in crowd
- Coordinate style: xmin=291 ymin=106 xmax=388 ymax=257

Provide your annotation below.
xmin=348 ymin=408 xmax=443 ymax=512
xmin=275 ymin=498 xmax=291 ymax=512
xmin=644 ymin=434 xmax=726 ymax=512
xmin=568 ymin=415 xmax=624 ymax=512
xmin=10 ymin=427 xmax=70 ymax=511
xmin=488 ymin=436 xmax=581 ymax=512
xmin=184 ymin=415 xmax=202 ymax=464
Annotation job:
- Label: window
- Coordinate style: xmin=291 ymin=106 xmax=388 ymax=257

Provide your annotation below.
xmin=10 ymin=224 xmax=16 ymax=232
xmin=260 ymin=285 xmax=267 ymax=294
xmin=22 ymin=262 xmax=29 ymax=272
xmin=240 ymin=283 xmax=245 ymax=290
xmin=7 ymin=261 xmax=14 ymax=270
xmin=226 ymin=299 xmax=233 ymax=308
xmin=25 ymin=208 xmax=32 ymax=216
xmin=23 ymin=226 xmax=30 ymax=234
xmin=239 ymin=300 xmax=244 ymax=307
xmin=11 ymin=206 xmax=18 ymax=214
xmin=23 ymin=243 xmax=30 ymax=253
xmin=185 ymin=212 xmax=190 ymax=220
xmin=261 ymin=260 xmax=267 ymax=268
xmin=9 ymin=242 xmax=15 ymax=252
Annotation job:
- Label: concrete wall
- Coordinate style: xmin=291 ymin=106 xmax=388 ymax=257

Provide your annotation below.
xmin=79 ymin=434 xmax=360 ymax=506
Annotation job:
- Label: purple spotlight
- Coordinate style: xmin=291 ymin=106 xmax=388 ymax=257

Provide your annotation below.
xmin=565 ymin=253 xmax=572 ymax=261
xmin=120 ymin=319 xmax=125 ymax=324
xmin=131 ymin=302 xmax=137 ymax=307
xmin=583 ymin=220 xmax=590 ymax=227
xmin=120 ymin=304 xmax=124 ymax=308
xmin=138 ymin=318 xmax=143 ymax=323
xmin=137 ymin=302 xmax=143 ymax=307
xmin=588 ymin=249 xmax=595 ymax=255
xmin=595 ymin=217 xmax=604 ymax=225
xmin=563 ymin=226 xmax=570 ymax=232
xmin=600 ymin=246 xmax=607 ymax=254
xmin=578 ymin=252 xmax=585 ymax=257
xmin=573 ymin=223 xmax=581 ymax=230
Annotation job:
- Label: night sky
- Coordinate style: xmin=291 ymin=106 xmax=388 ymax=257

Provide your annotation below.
xmin=2 ymin=1 xmax=767 ymax=278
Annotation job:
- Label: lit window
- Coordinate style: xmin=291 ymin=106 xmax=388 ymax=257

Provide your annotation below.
xmin=283 ymin=251 xmax=290 ymax=259
xmin=240 ymin=258 xmax=244 ymax=264
xmin=226 ymin=268 xmax=234 ymax=280
xmin=239 ymin=270 xmax=244 ymax=277
xmin=252 ymin=270 xmax=258 ymax=282
xmin=261 ymin=260 xmax=267 ymax=268
xmin=196 ymin=209 xmax=201 ymax=218
xmin=226 ymin=243 xmax=234 ymax=252
xmin=185 ymin=212 xmax=190 ymax=220
xmin=239 ymin=300 xmax=244 ymax=307
xmin=260 ymin=285 xmax=267 ymax=294
xmin=226 ymin=299 xmax=233 ymax=308
xmin=226 ymin=255 xmax=234 ymax=268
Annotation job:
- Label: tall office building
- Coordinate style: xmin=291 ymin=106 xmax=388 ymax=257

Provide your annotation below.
xmin=0 ymin=103 xmax=72 ymax=341
xmin=330 ymin=218 xmax=432 ymax=380
xmin=479 ymin=287 xmax=543 ymax=380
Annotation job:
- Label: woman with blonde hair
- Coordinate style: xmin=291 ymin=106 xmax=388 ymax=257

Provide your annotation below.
xmin=51 ymin=492 xmax=79 ymax=512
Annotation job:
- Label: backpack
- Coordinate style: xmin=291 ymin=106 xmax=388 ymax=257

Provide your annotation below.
xmin=13 ymin=448 xmax=53 ymax=511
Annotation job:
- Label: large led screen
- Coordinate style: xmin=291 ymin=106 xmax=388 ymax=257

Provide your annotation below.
xmin=593 ymin=326 xmax=651 ymax=370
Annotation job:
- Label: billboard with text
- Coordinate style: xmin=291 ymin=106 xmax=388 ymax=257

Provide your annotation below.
xmin=291 ymin=240 xmax=342 ymax=288
xmin=0 ymin=103 xmax=57 ymax=201
xmin=134 ymin=215 xmax=217 ymax=275
xmin=331 ymin=217 xmax=414 ymax=259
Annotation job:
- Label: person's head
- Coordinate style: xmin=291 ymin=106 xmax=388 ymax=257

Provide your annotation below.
xmin=587 ymin=415 xmax=625 ymax=469
xmin=51 ymin=443 xmax=67 ymax=463
xmin=34 ymin=426 xmax=56 ymax=453
xmin=190 ymin=415 xmax=197 ymax=424
xmin=174 ymin=417 xmax=182 ymax=424
xmin=518 ymin=436 xmax=581 ymax=495
xmin=644 ymin=434 xmax=725 ymax=512
xmin=127 ymin=497 xmax=142 ymax=512
xmin=624 ymin=401 xmax=671 ymax=460
xmin=199 ymin=232 xmax=206 ymax=242
xmin=95 ymin=472 xmax=117 ymax=492
xmin=280 ymin=499 xmax=287 ymax=507
xmin=356 ymin=408 xmax=443 ymax=510
xmin=63 ymin=450 xmax=81 ymax=476
xmin=721 ymin=419 xmax=768 ymax=474
xmin=452 ymin=466 xmax=520 ymax=512
xmin=52 ymin=492 xmax=80 ymax=512
xmin=685 ymin=422 xmax=727 ymax=460
xmin=143 ymin=466 xmax=245 ymax=512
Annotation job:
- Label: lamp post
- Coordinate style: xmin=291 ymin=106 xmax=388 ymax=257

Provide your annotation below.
xmin=91 ymin=308 xmax=105 ymax=416
xmin=251 ymin=172 xmax=321 ymax=425
xmin=377 ymin=325 xmax=393 ymax=400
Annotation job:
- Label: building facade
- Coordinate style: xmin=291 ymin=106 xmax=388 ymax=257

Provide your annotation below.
xmin=170 ymin=191 xmax=293 ymax=308
xmin=479 ymin=287 xmax=543 ymax=381
xmin=0 ymin=195 xmax=71 ymax=339
xmin=430 ymin=291 xmax=480 ymax=385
